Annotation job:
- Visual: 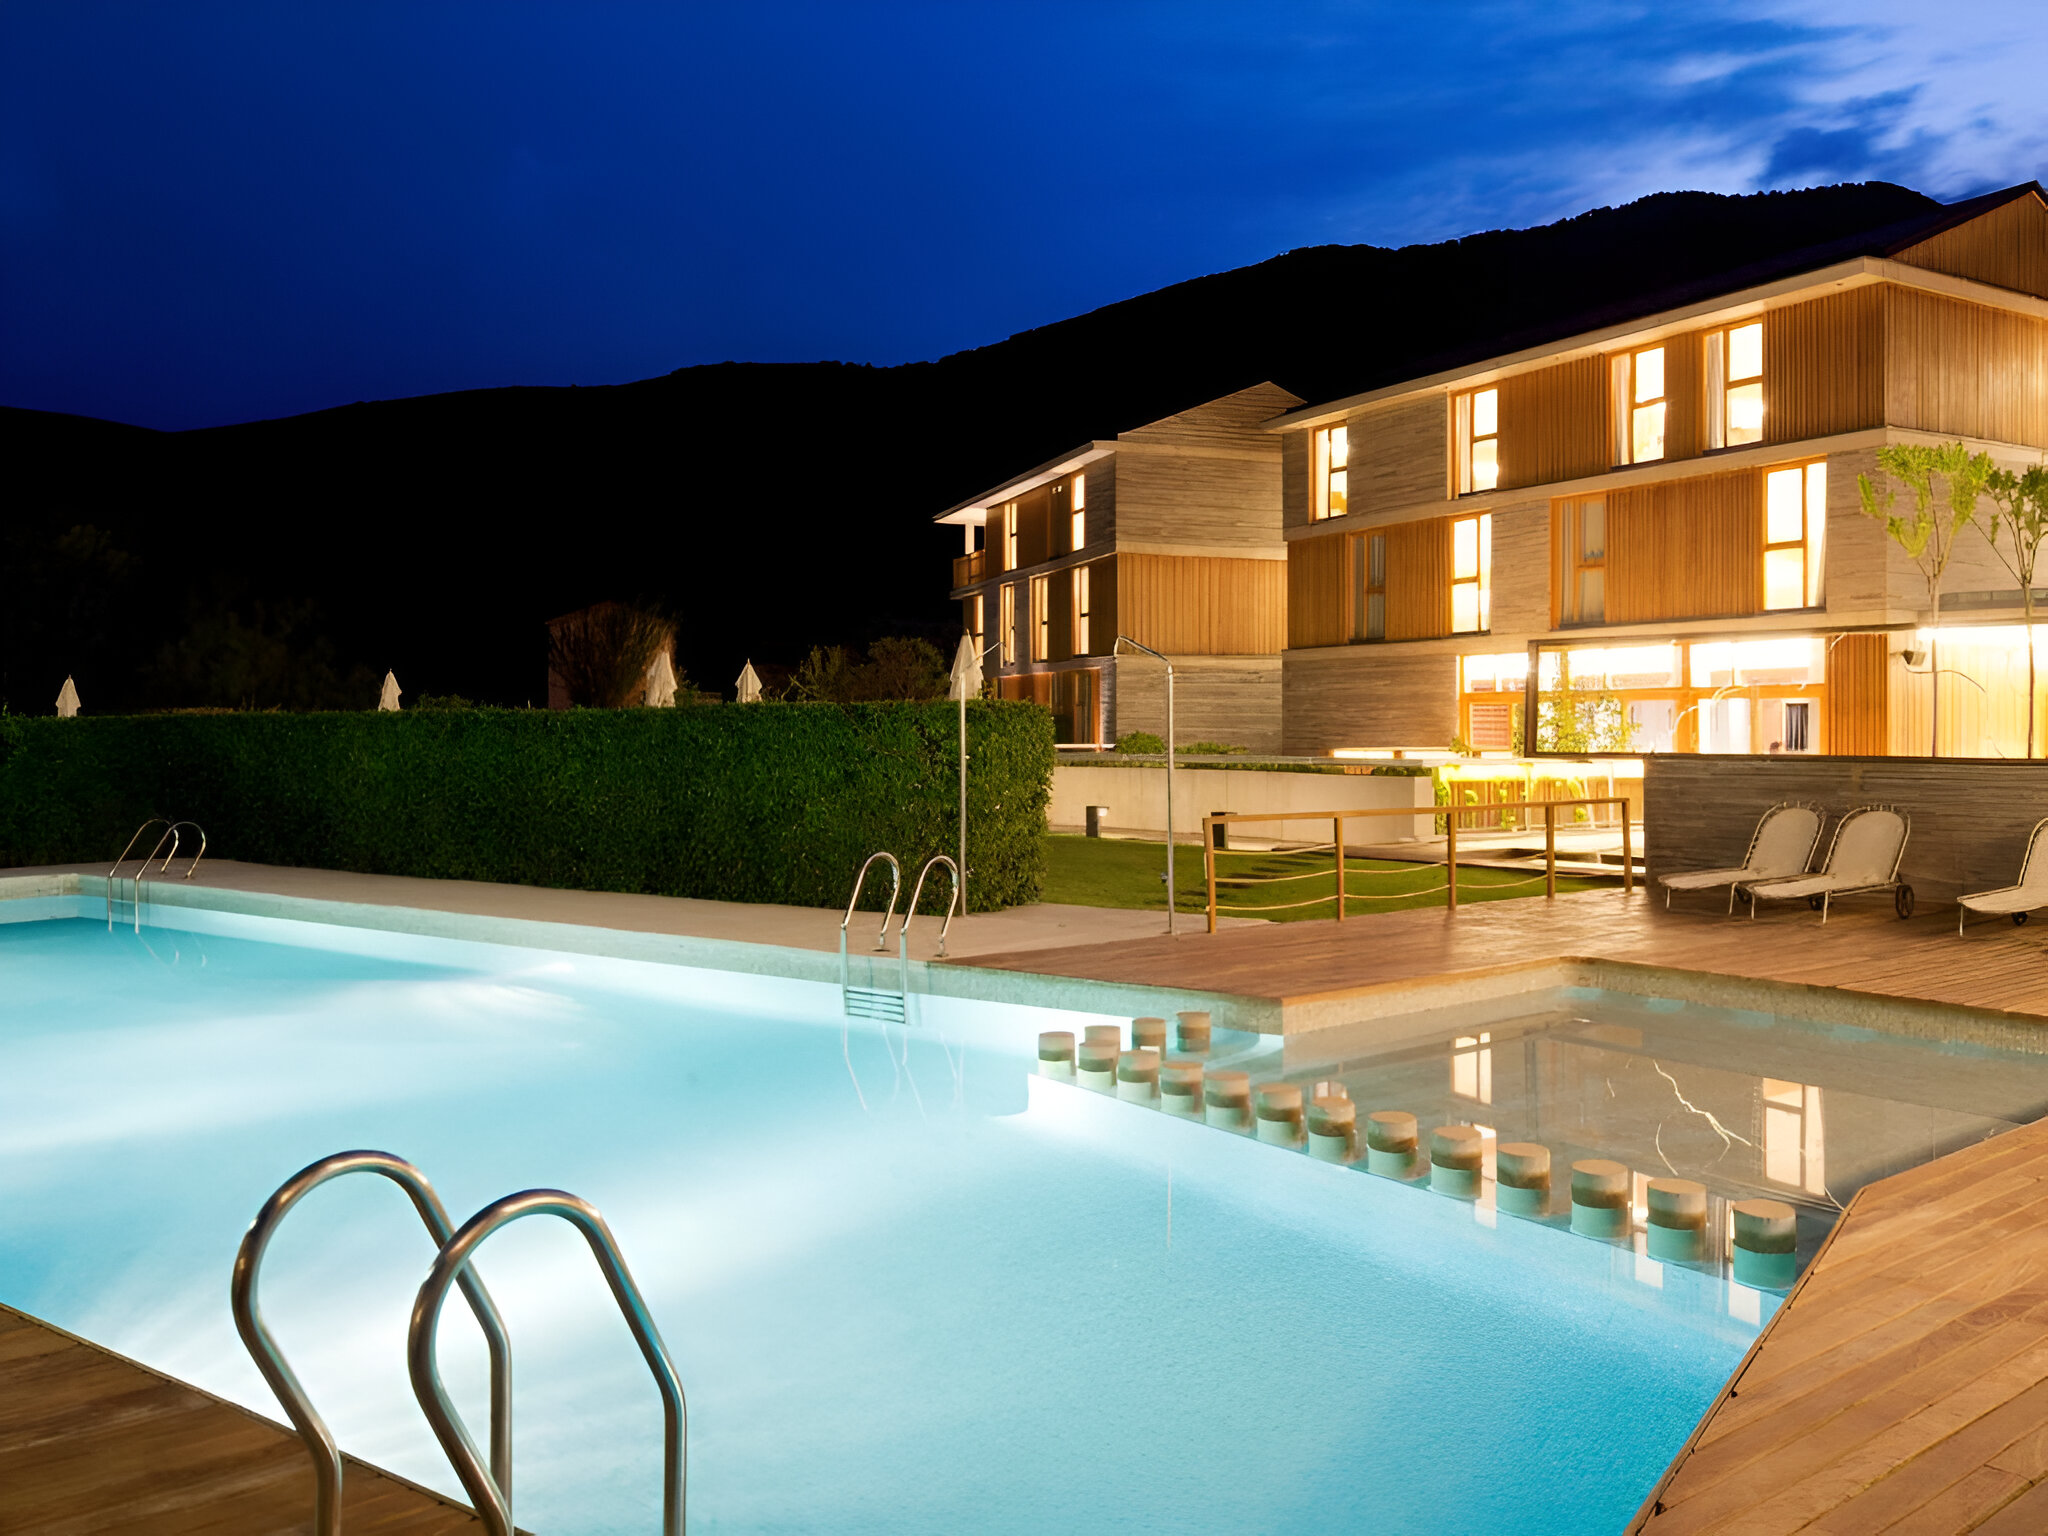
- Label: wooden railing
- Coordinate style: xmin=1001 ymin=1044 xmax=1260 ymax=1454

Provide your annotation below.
xmin=1199 ymin=797 xmax=1633 ymax=933
xmin=951 ymin=550 xmax=986 ymax=589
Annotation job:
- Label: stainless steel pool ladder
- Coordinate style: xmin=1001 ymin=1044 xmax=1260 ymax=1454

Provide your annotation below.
xmin=841 ymin=852 xmax=906 ymax=1023
xmin=106 ymin=818 xmax=207 ymax=931
xmin=901 ymin=854 xmax=960 ymax=960
xmin=409 ymin=1188 xmax=688 ymax=1536
xmin=232 ymin=1151 xmax=513 ymax=1536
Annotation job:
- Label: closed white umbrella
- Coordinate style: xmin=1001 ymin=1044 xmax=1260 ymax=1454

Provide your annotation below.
xmin=950 ymin=633 xmax=985 ymax=911
xmin=736 ymin=660 xmax=763 ymax=703
xmin=949 ymin=634 xmax=982 ymax=700
xmin=645 ymin=649 xmax=678 ymax=707
xmin=55 ymin=676 xmax=80 ymax=717
xmin=378 ymin=671 xmax=402 ymax=711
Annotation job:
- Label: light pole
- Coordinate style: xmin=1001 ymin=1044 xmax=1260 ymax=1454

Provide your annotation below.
xmin=1114 ymin=635 xmax=1176 ymax=935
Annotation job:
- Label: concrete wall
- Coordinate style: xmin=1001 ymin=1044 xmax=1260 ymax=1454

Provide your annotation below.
xmin=1051 ymin=762 xmax=1435 ymax=842
xmin=1644 ymin=755 xmax=2048 ymax=906
xmin=1282 ymin=647 xmax=1460 ymax=754
xmin=1111 ymin=654 xmax=1283 ymax=753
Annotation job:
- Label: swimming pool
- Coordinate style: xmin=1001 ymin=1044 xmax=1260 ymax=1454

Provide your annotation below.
xmin=5 ymin=897 xmax=1773 ymax=1533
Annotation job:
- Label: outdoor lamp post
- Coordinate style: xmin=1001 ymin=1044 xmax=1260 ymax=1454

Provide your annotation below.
xmin=1113 ymin=635 xmax=1176 ymax=935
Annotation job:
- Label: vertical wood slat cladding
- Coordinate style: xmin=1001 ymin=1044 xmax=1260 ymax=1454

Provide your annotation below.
xmin=1825 ymin=632 xmax=1889 ymax=755
xmin=1287 ymin=535 xmax=1346 ymax=649
xmin=1603 ymin=470 xmax=1761 ymax=623
xmin=1014 ymin=485 xmax=1053 ymax=568
xmin=1281 ymin=429 xmax=1312 ymax=529
xmin=1116 ymin=554 xmax=1285 ymax=654
xmin=1662 ymin=329 xmax=1704 ymax=462
xmin=1764 ymin=287 xmax=1885 ymax=445
xmin=1384 ymin=518 xmax=1452 ymax=639
xmin=1048 ymin=567 xmax=1072 ymax=661
xmin=1893 ymin=193 xmax=2048 ymax=302
xmin=1497 ymin=356 xmax=1609 ymax=489
xmin=1885 ymin=287 xmax=2048 ymax=448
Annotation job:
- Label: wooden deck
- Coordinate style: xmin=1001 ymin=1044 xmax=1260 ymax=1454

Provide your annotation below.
xmin=954 ymin=886 xmax=2048 ymax=1023
xmin=0 ymin=1303 xmax=486 ymax=1536
xmin=1630 ymin=1112 xmax=2048 ymax=1534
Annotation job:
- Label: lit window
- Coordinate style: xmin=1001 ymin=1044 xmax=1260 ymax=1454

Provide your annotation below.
xmin=1762 ymin=1078 xmax=1826 ymax=1194
xmin=1707 ymin=323 xmax=1765 ymax=449
xmin=1455 ymin=389 xmax=1498 ymax=494
xmin=1073 ymin=564 xmax=1091 ymax=656
xmin=1762 ymin=461 xmax=1827 ymax=610
xmin=1557 ymin=496 xmax=1606 ymax=625
xmin=1312 ymin=424 xmax=1350 ymax=520
xmin=1003 ymin=501 xmax=1019 ymax=571
xmin=1610 ymin=346 xmax=1666 ymax=465
xmin=1351 ymin=533 xmax=1385 ymax=642
xmin=1451 ymin=512 xmax=1491 ymax=633
xmin=1031 ymin=574 xmax=1051 ymax=660
xmin=968 ymin=593 xmax=984 ymax=655
xmin=1071 ymin=473 xmax=1087 ymax=551
xmin=999 ymin=583 xmax=1017 ymax=665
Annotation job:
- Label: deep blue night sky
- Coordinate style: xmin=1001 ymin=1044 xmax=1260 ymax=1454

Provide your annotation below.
xmin=3 ymin=1 xmax=2044 ymax=430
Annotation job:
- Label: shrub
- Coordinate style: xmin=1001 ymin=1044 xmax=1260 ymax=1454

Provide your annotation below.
xmin=0 ymin=701 xmax=1052 ymax=912
xmin=1114 ymin=731 xmax=1166 ymax=754
xmin=1179 ymin=741 xmax=1247 ymax=755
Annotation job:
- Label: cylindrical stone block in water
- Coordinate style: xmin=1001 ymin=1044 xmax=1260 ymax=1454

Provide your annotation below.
xmin=1076 ymin=1039 xmax=1121 ymax=1093
xmin=1254 ymin=1082 xmax=1305 ymax=1146
xmin=1494 ymin=1142 xmax=1551 ymax=1218
xmin=1645 ymin=1179 xmax=1708 ymax=1262
xmin=1570 ymin=1160 xmax=1631 ymax=1240
xmin=1131 ymin=1017 xmax=1168 ymax=1054
xmin=1203 ymin=1070 xmax=1252 ymax=1131
xmin=1307 ymin=1095 xmax=1357 ymax=1163
xmin=1160 ymin=1060 xmax=1205 ymax=1118
xmin=1037 ymin=1031 xmax=1076 ymax=1082
xmin=1732 ymin=1198 xmax=1798 ymax=1289
xmin=1116 ymin=1048 xmax=1162 ymax=1103
xmin=1430 ymin=1125 xmax=1485 ymax=1196
xmin=1365 ymin=1110 xmax=1421 ymax=1178
xmin=1175 ymin=1011 xmax=1212 ymax=1055
xmin=1084 ymin=1024 xmax=1123 ymax=1048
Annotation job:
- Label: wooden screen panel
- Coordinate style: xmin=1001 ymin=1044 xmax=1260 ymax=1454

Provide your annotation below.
xmin=1885 ymin=287 xmax=2048 ymax=448
xmin=1117 ymin=554 xmax=1285 ymax=654
xmin=1048 ymin=568 xmax=1073 ymax=661
xmin=1384 ymin=517 xmax=1452 ymax=640
xmin=1605 ymin=469 xmax=1761 ymax=623
xmin=1497 ymin=355 xmax=1608 ymax=489
xmin=1893 ymin=192 xmax=2048 ymax=302
xmin=1825 ymin=632 xmax=1889 ymax=755
xmin=1014 ymin=486 xmax=1053 ymax=568
xmin=1287 ymin=536 xmax=1345 ymax=649
xmin=1764 ymin=287 xmax=1885 ymax=444
xmin=1662 ymin=329 xmax=1704 ymax=462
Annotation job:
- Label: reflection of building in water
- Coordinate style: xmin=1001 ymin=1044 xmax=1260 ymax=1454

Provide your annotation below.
xmin=1762 ymin=1078 xmax=1826 ymax=1197
xmin=1451 ymin=1033 xmax=1492 ymax=1105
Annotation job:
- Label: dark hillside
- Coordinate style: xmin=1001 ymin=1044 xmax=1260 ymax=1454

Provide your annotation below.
xmin=3 ymin=181 xmax=1941 ymax=711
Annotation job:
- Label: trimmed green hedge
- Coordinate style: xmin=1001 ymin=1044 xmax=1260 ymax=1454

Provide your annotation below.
xmin=0 ymin=702 xmax=1052 ymax=911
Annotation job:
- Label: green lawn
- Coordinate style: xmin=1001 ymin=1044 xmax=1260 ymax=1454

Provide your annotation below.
xmin=1042 ymin=833 xmax=1618 ymax=921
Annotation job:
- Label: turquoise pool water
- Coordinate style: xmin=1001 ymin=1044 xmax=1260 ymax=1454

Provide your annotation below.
xmin=1 ymin=901 xmax=1763 ymax=1534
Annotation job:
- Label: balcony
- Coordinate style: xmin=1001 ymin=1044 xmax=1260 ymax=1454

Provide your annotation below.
xmin=952 ymin=550 xmax=986 ymax=589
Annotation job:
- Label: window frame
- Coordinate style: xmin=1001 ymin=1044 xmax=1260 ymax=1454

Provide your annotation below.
xmin=1707 ymin=322 xmax=1765 ymax=450
xmin=1002 ymin=501 xmax=1019 ymax=571
xmin=1450 ymin=511 xmax=1492 ymax=634
xmin=1350 ymin=532 xmax=1386 ymax=643
xmin=1610 ymin=346 xmax=1668 ymax=466
xmin=999 ymin=582 xmax=1017 ymax=666
xmin=1555 ymin=495 xmax=1608 ymax=627
xmin=1070 ymin=473 xmax=1087 ymax=552
xmin=1030 ymin=573 xmax=1051 ymax=661
xmin=1453 ymin=389 xmax=1499 ymax=496
xmin=1761 ymin=460 xmax=1827 ymax=612
xmin=1072 ymin=563 xmax=1092 ymax=656
xmin=1312 ymin=424 xmax=1350 ymax=521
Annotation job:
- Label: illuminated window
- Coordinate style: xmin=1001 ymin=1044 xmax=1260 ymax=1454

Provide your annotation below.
xmin=1451 ymin=1033 xmax=1493 ymax=1104
xmin=1071 ymin=473 xmax=1087 ymax=551
xmin=1763 ymin=461 xmax=1827 ymax=610
xmin=967 ymin=593 xmax=984 ymax=656
xmin=1451 ymin=513 xmax=1491 ymax=633
xmin=1707 ymin=323 xmax=1764 ymax=449
xmin=1003 ymin=501 xmax=1019 ymax=571
xmin=999 ymin=583 xmax=1017 ymax=665
xmin=1610 ymin=346 xmax=1666 ymax=465
xmin=1454 ymin=389 xmax=1498 ymax=494
xmin=1351 ymin=533 xmax=1385 ymax=642
xmin=1557 ymin=496 xmax=1606 ymax=625
xmin=1762 ymin=1078 xmax=1826 ymax=1195
xmin=1313 ymin=425 xmax=1350 ymax=519
xmin=1030 ymin=574 xmax=1051 ymax=660
xmin=1073 ymin=564 xmax=1092 ymax=656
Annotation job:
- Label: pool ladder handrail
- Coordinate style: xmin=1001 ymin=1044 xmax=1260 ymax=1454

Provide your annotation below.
xmin=231 ymin=1151 xmax=513 ymax=1536
xmin=106 ymin=818 xmax=171 ymax=928
xmin=106 ymin=818 xmax=208 ymax=930
xmin=900 ymin=854 xmax=961 ymax=959
xmin=840 ymin=853 xmax=908 ymax=1021
xmin=409 ymin=1188 xmax=687 ymax=1536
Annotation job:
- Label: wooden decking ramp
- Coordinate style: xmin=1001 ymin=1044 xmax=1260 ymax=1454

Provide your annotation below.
xmin=1629 ymin=1114 xmax=2048 ymax=1535
xmin=0 ymin=1302 xmax=487 ymax=1535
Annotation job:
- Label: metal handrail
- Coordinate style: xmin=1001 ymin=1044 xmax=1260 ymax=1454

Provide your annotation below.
xmin=164 ymin=819 xmax=208 ymax=880
xmin=841 ymin=852 xmax=901 ymax=954
xmin=106 ymin=818 xmax=172 ymax=929
xmin=124 ymin=824 xmax=185 ymax=932
xmin=901 ymin=855 xmax=960 ymax=958
xmin=409 ymin=1189 xmax=686 ymax=1536
xmin=231 ymin=1151 xmax=514 ymax=1536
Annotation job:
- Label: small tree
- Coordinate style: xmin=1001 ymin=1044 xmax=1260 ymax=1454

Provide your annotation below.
xmin=1983 ymin=464 xmax=2048 ymax=757
xmin=1859 ymin=443 xmax=1993 ymax=756
xmin=546 ymin=601 xmax=678 ymax=708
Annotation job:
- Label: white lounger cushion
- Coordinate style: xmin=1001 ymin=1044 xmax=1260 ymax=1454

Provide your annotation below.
xmin=1658 ymin=805 xmax=1822 ymax=891
xmin=1959 ymin=820 xmax=2048 ymax=914
xmin=1751 ymin=809 xmax=1907 ymax=899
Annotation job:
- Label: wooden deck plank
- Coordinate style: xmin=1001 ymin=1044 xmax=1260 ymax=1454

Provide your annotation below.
xmin=0 ymin=1303 xmax=487 ymax=1536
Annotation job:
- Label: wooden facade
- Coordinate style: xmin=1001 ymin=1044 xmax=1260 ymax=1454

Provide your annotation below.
xmin=1893 ymin=187 xmax=2048 ymax=301
xmin=1597 ymin=469 xmax=1763 ymax=625
xmin=1762 ymin=285 xmax=1886 ymax=444
xmin=1114 ymin=552 xmax=1285 ymax=654
xmin=1824 ymin=632 xmax=1890 ymax=756
xmin=1497 ymin=354 xmax=1609 ymax=490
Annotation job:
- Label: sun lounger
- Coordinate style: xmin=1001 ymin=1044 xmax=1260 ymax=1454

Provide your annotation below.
xmin=1956 ymin=817 xmax=2048 ymax=935
xmin=1741 ymin=806 xmax=1912 ymax=923
xmin=1657 ymin=802 xmax=1825 ymax=913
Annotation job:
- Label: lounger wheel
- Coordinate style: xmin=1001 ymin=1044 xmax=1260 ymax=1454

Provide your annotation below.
xmin=2016 ymin=911 xmax=2030 ymax=927
xmin=1807 ymin=895 xmax=1823 ymax=911
xmin=1895 ymin=885 xmax=1915 ymax=919
xmin=1735 ymin=887 xmax=1751 ymax=906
